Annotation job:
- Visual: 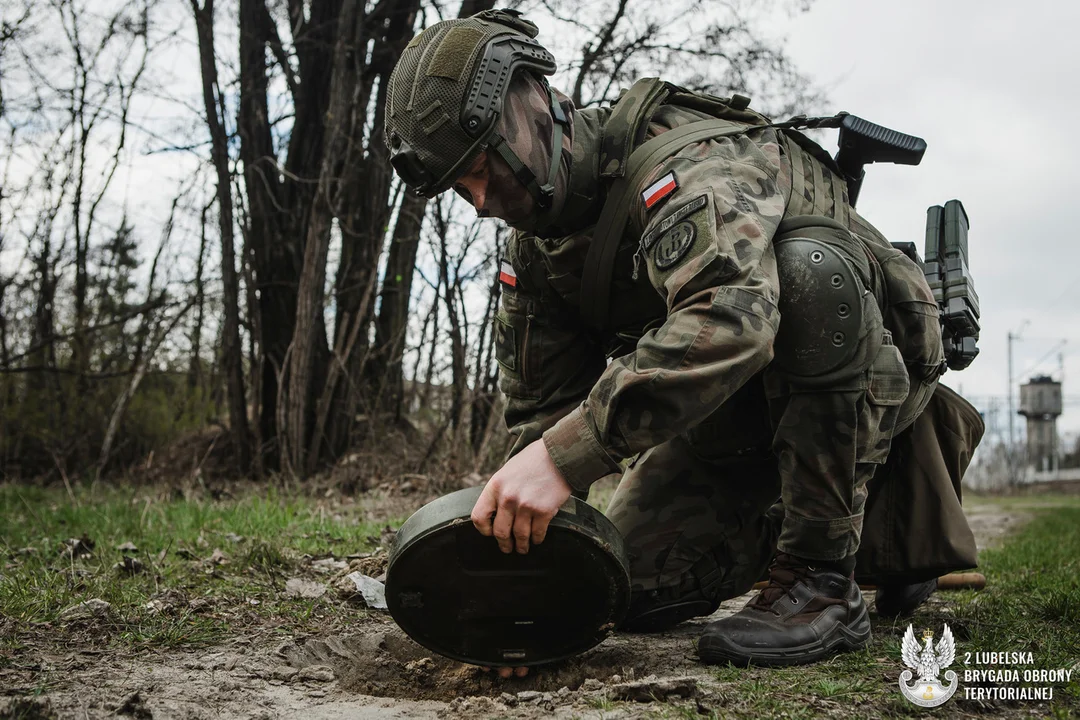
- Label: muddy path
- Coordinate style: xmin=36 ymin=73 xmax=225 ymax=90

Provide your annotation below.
xmin=0 ymin=499 xmax=1036 ymax=719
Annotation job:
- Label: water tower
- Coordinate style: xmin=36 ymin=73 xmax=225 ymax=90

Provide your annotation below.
xmin=1018 ymin=375 xmax=1063 ymax=472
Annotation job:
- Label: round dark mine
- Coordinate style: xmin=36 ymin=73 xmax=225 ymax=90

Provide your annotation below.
xmin=386 ymin=486 xmax=631 ymax=667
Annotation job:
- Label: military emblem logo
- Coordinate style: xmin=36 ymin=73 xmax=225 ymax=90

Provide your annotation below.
xmin=653 ymin=221 xmax=696 ymax=269
xmin=899 ymin=623 xmax=959 ymax=707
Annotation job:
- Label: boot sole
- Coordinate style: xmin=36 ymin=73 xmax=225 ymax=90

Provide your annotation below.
xmin=697 ymin=605 xmax=872 ymax=667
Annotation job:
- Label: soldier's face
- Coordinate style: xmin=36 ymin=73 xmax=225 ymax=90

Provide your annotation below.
xmin=453 ymin=152 xmax=491 ymax=212
xmin=452 ymin=150 xmax=535 ymax=227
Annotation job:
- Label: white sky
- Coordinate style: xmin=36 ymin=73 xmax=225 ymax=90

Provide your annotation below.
xmin=770 ymin=0 xmax=1080 ymax=438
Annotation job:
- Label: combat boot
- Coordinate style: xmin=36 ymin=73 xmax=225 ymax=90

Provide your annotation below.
xmin=620 ymin=554 xmax=728 ymax=633
xmin=621 ymin=583 xmax=720 ymax=633
xmin=874 ymin=577 xmax=937 ymax=617
xmin=697 ymin=554 xmax=871 ymax=666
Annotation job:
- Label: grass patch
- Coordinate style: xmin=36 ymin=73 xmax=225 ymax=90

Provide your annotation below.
xmin=0 ymin=482 xmax=397 ymax=659
xmin=683 ymin=502 xmax=1080 ymax=719
xmin=944 ymin=505 xmax=1080 ymax=710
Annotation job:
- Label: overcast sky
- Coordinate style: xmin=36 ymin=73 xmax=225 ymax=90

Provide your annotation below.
xmin=17 ymin=0 xmax=1073 ymax=444
xmin=763 ymin=0 xmax=1080 ymax=440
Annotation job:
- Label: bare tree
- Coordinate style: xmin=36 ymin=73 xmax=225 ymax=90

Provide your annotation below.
xmin=190 ymin=0 xmax=252 ymax=473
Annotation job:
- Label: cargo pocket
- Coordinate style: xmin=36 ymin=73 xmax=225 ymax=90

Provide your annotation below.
xmin=858 ymin=334 xmax=909 ymax=465
xmin=875 ymin=251 xmax=945 ymax=384
xmin=494 ymin=292 xmax=541 ymax=401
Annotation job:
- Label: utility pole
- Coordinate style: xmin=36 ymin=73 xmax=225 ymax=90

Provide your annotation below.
xmin=1007 ymin=321 xmax=1030 ymax=483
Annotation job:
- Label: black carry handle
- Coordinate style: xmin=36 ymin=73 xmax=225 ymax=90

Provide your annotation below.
xmin=834 ymin=113 xmax=927 ymax=206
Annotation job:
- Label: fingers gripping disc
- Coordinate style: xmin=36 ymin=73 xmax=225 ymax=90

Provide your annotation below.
xmin=386 ymin=487 xmax=630 ymax=667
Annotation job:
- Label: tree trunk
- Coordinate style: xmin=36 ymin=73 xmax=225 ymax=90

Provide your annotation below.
xmin=191 ymin=0 xmax=252 ymax=473
xmin=188 ymin=201 xmax=210 ymax=391
xmin=372 ymin=192 xmax=427 ymax=419
xmin=369 ymin=0 xmax=497 ymax=422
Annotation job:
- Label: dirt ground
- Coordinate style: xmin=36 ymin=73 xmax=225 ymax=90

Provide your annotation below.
xmin=0 ymin=499 xmax=1041 ymax=719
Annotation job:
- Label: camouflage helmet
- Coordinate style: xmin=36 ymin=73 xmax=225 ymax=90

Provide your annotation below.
xmin=384 ymin=9 xmax=567 ymax=207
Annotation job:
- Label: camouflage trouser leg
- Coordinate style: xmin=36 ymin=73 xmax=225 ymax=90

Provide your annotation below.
xmin=605 ymin=434 xmax=781 ymax=597
xmin=765 ymin=334 xmax=918 ymax=564
xmin=762 ymin=219 xmax=926 ymax=565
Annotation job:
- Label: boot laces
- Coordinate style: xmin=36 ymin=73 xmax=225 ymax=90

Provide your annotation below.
xmin=751 ymin=553 xmax=815 ymax=610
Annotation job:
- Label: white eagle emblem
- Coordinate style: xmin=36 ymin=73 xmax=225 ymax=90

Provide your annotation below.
xmin=899 ymin=624 xmax=959 ymax=707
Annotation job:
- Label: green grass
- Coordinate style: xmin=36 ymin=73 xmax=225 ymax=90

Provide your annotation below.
xmin=0 ymin=483 xmax=396 ymax=656
xmin=946 ymin=506 xmax=1080 ymax=705
xmin=3 ymin=484 xmax=1079 ymax=719
xmin=683 ymin=502 xmax=1080 ymax=719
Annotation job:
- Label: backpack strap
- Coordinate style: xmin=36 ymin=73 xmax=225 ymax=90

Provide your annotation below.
xmin=580 ymin=118 xmax=749 ymax=333
xmin=597 ymin=78 xmax=673 ymax=179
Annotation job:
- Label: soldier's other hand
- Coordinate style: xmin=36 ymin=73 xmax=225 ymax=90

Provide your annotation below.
xmin=471 ymin=438 xmax=572 ymax=554
xmin=480 ymin=666 xmax=530 ymax=678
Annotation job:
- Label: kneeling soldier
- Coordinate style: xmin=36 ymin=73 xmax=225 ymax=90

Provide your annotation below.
xmin=383 ymin=9 xmax=980 ymax=668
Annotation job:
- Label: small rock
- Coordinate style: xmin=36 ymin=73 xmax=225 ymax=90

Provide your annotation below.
xmin=284 ymin=578 xmax=327 ymax=599
xmin=515 ymin=690 xmax=542 ymax=702
xmin=499 ymin=692 xmax=518 ymax=707
xmin=404 ymin=657 xmax=435 ymax=676
xmin=307 ymin=689 xmax=326 ymax=698
xmin=609 ymin=674 xmax=621 ymax=684
xmin=116 ymin=542 xmax=139 ymax=553
xmin=59 ymin=598 xmax=113 ymax=622
xmin=297 ymin=665 xmax=335 ymax=683
xmin=556 ymin=686 xmax=572 ymax=698
xmin=271 ymin=666 xmax=299 ymax=681
xmin=225 ymin=533 xmax=244 ymax=543
xmin=582 ymin=678 xmax=604 ymax=692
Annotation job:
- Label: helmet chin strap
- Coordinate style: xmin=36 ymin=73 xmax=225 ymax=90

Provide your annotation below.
xmin=484 ymin=83 xmax=568 ymax=228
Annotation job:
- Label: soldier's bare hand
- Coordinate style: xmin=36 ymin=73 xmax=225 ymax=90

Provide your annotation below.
xmin=471 ymin=438 xmax=571 ymax=554
xmin=481 ymin=666 xmax=530 ymax=678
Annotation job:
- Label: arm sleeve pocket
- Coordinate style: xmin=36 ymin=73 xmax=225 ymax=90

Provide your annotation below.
xmin=495 ymin=290 xmax=541 ymax=401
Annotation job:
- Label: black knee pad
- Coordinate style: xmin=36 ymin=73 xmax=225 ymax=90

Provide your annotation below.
xmin=772 ymin=236 xmax=866 ymax=378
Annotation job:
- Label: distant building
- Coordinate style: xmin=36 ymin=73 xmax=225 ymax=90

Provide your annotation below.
xmin=1019 ymin=375 xmax=1062 ymax=473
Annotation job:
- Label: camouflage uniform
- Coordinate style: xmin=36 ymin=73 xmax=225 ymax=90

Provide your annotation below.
xmin=494 ymin=97 xmax=944 ymax=601
xmin=379 ymin=9 xmax=967 ymax=643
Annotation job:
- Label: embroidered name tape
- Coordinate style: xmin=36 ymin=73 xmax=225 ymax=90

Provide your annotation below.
xmin=498 ymin=260 xmax=517 ymax=287
xmin=641 ymin=171 xmax=678 ymax=210
xmin=642 ymin=194 xmax=708 ymax=251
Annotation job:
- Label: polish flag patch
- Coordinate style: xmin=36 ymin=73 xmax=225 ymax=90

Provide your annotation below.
xmin=641 ymin=171 xmax=678 ymax=210
xmin=499 ymin=260 xmax=518 ymax=287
